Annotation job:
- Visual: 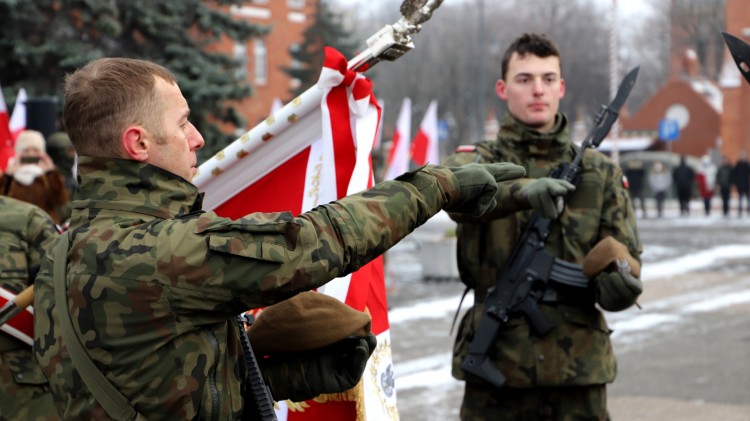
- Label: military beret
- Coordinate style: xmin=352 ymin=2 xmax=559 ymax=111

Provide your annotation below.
xmin=247 ymin=291 xmax=371 ymax=355
xmin=582 ymin=236 xmax=640 ymax=279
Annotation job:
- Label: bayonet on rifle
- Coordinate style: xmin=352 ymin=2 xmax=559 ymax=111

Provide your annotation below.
xmin=722 ymin=32 xmax=750 ymax=86
xmin=459 ymin=67 xmax=640 ymax=389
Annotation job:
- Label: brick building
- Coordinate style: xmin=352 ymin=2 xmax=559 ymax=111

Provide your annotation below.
xmin=621 ymin=0 xmax=750 ymax=163
xmin=216 ymin=0 xmax=319 ymax=134
xmin=622 ymin=50 xmax=723 ymax=158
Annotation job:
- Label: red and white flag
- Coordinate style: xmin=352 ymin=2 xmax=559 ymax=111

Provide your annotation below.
xmin=194 ymin=47 xmax=398 ymax=421
xmin=373 ymin=99 xmax=384 ymax=151
xmin=9 ymin=87 xmax=27 ymax=140
xmin=0 ymin=84 xmax=15 ymax=171
xmin=382 ymin=97 xmax=411 ymax=180
xmin=0 ymin=288 xmax=34 ymax=346
xmin=409 ymin=100 xmax=439 ymax=166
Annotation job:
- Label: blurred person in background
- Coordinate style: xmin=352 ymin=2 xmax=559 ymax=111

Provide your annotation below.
xmin=623 ymin=159 xmax=647 ymax=218
xmin=1 ymin=130 xmax=70 ymax=225
xmin=732 ymin=151 xmax=750 ymax=216
xmin=648 ymin=161 xmax=672 ymax=218
xmin=695 ymin=154 xmax=717 ymax=216
xmin=716 ymin=155 xmax=734 ymax=217
xmin=672 ymin=155 xmax=694 ymax=216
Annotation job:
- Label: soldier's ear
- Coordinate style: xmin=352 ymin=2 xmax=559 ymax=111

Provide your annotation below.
xmin=496 ymin=79 xmax=508 ymax=100
xmin=121 ymin=126 xmax=149 ymax=161
xmin=558 ymin=78 xmax=566 ymax=100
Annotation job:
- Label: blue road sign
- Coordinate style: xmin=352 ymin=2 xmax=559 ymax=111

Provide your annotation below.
xmin=438 ymin=119 xmax=450 ymax=142
xmin=659 ymin=118 xmax=680 ymax=142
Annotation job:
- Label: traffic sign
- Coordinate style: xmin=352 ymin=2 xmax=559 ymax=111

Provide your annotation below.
xmin=659 ymin=118 xmax=680 ymax=142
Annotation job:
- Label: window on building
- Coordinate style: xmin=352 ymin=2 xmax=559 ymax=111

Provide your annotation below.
xmin=288 ymin=0 xmax=304 ymax=8
xmin=289 ymin=43 xmax=301 ymax=70
xmin=254 ymin=39 xmax=268 ymax=85
xmin=233 ymin=42 xmax=248 ymax=80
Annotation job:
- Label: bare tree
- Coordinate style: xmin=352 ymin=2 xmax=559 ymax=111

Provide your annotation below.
xmin=338 ymin=0 xmax=654 ymax=149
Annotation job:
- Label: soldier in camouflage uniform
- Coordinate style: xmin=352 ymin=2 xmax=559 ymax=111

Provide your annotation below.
xmin=443 ymin=33 xmax=643 ymax=420
xmin=0 ymin=196 xmax=59 ymax=420
xmin=32 ymin=57 xmax=528 ymax=419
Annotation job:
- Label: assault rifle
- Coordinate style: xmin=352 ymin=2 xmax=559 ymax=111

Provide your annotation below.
xmin=460 ymin=67 xmax=640 ymax=388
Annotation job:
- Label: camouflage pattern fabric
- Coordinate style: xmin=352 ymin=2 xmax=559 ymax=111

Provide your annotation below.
xmin=461 ymin=381 xmax=609 ymax=421
xmin=34 ymin=156 xmax=462 ymax=419
xmin=443 ymin=113 xmax=642 ymax=391
xmin=0 ymin=196 xmax=59 ymax=421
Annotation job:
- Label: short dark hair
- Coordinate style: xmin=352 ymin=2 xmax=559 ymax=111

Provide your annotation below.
xmin=500 ymin=33 xmax=561 ymax=80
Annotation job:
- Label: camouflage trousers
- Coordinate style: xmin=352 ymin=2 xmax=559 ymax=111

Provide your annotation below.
xmin=0 ymin=349 xmax=58 ymax=421
xmin=461 ymin=382 xmax=609 ymax=421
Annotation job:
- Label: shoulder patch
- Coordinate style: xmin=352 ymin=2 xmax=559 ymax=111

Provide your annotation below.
xmin=455 ymin=145 xmax=477 ymax=153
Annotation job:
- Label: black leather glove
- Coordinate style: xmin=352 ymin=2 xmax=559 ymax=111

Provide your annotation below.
xmin=443 ymin=163 xmax=526 ymax=216
xmin=260 ymin=333 xmax=377 ymax=402
xmin=518 ymin=178 xmax=576 ymax=219
xmin=595 ymin=270 xmax=643 ymax=311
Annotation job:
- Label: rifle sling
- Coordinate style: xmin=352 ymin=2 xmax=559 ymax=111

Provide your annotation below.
xmin=52 ymin=232 xmax=145 ymax=421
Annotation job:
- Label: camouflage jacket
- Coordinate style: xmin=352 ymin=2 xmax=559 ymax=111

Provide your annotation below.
xmin=443 ymin=113 xmax=642 ymax=388
xmin=0 ymin=196 xmax=59 ymax=418
xmin=34 ymin=156 xmax=457 ymax=420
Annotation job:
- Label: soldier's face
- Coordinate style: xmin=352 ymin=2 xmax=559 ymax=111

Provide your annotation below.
xmin=147 ymin=78 xmax=205 ymax=181
xmin=496 ymin=53 xmax=565 ymax=133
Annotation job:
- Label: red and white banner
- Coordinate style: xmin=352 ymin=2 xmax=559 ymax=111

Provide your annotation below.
xmin=0 ymin=83 xmax=15 ymax=171
xmin=410 ymin=100 xmax=439 ymax=166
xmin=382 ymin=97 xmax=411 ymax=181
xmin=0 ymin=288 xmax=34 ymax=346
xmin=9 ymin=87 xmax=27 ymax=140
xmin=194 ymin=47 xmax=398 ymax=421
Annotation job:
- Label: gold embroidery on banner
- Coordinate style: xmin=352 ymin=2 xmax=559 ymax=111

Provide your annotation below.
xmin=265 ymin=115 xmax=276 ymax=125
xmin=236 ymin=150 xmax=249 ymax=159
xmin=292 ymin=97 xmax=302 ymax=107
xmin=262 ymin=133 xmax=273 ymax=142
xmin=288 ymin=114 xmax=299 ymax=123
xmin=211 ymin=167 xmax=223 ymax=176
xmin=215 ymin=150 xmax=225 ymax=161
xmin=366 ymin=333 xmax=399 ymax=419
xmin=284 ymin=400 xmax=310 ymax=412
xmin=307 ymin=155 xmax=323 ymax=206
xmin=240 ymin=133 xmax=250 ymax=144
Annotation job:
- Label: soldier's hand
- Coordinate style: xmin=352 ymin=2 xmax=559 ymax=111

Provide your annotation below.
xmin=518 ymin=178 xmax=575 ymax=219
xmin=444 ymin=163 xmax=526 ymax=216
xmin=594 ymin=270 xmax=643 ymax=312
xmin=260 ymin=333 xmax=377 ymax=402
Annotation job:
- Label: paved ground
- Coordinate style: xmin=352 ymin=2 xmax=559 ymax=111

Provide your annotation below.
xmin=384 ymin=202 xmax=750 ymax=420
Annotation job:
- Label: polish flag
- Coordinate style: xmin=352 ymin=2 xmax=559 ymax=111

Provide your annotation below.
xmin=194 ymin=47 xmax=398 ymax=421
xmin=0 ymin=84 xmax=15 ymax=171
xmin=9 ymin=87 xmax=27 ymax=140
xmin=382 ymin=97 xmax=411 ymax=180
xmin=409 ymin=100 xmax=439 ymax=166
xmin=373 ymin=99 xmax=384 ymax=150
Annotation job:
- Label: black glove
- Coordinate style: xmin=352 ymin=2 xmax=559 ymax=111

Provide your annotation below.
xmin=595 ymin=270 xmax=643 ymax=311
xmin=518 ymin=178 xmax=576 ymax=219
xmin=444 ymin=163 xmax=526 ymax=216
xmin=260 ymin=333 xmax=377 ymax=402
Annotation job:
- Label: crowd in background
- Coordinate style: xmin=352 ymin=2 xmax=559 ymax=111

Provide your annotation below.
xmin=622 ymin=152 xmax=750 ymax=218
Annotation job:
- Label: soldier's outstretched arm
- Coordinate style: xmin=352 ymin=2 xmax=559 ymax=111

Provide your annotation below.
xmin=298 ymin=163 xmax=525 ymax=273
xmin=190 ymin=163 xmax=523 ymax=311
